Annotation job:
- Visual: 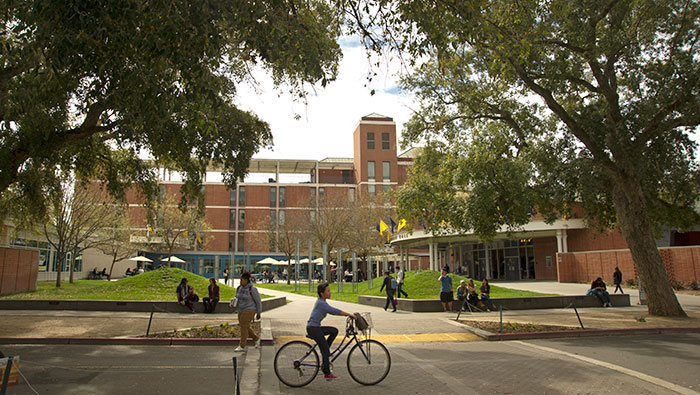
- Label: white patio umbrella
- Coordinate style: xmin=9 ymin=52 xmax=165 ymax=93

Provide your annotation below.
xmin=312 ymin=257 xmax=324 ymax=264
xmin=298 ymin=258 xmax=310 ymax=264
xmin=129 ymin=256 xmax=153 ymax=263
xmin=316 ymin=261 xmax=336 ymax=266
xmin=161 ymin=256 xmax=185 ymax=263
xmin=257 ymin=257 xmax=279 ymax=265
xmin=273 ymin=260 xmax=290 ymax=266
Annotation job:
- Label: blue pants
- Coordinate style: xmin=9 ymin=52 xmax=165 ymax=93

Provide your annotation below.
xmin=385 ymin=291 xmax=396 ymax=311
xmin=306 ymin=326 xmax=338 ymax=375
xmin=397 ymin=283 xmax=409 ymax=298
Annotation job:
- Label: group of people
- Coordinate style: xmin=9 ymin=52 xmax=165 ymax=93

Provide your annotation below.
xmin=88 ymin=267 xmax=109 ymax=280
xmin=587 ymin=267 xmax=624 ymax=307
xmin=176 ymin=277 xmax=221 ymax=313
xmin=455 ymin=277 xmax=495 ymax=312
xmin=379 ymin=266 xmax=409 ymax=312
xmin=124 ymin=267 xmax=144 ymax=277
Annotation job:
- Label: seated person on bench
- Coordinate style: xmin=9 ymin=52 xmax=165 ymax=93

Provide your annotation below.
xmin=456 ymin=280 xmax=469 ymax=311
xmin=467 ymin=279 xmax=480 ymax=306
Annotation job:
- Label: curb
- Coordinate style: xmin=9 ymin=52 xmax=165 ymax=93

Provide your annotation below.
xmin=0 ymin=337 xmax=275 ymax=346
xmin=479 ymin=327 xmax=700 ymax=341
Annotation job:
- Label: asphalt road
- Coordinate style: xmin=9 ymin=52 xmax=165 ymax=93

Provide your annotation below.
xmin=3 ymin=333 xmax=699 ymax=394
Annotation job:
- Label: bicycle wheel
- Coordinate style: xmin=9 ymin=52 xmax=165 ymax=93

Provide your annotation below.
xmin=347 ymin=339 xmax=391 ymax=385
xmin=274 ymin=341 xmax=320 ymax=387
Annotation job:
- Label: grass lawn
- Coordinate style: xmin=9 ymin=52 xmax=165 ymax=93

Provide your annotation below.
xmin=255 ymin=270 xmax=553 ymax=304
xmin=0 ymin=268 xmax=270 ymax=301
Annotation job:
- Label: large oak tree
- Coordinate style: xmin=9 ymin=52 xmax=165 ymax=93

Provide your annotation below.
xmin=346 ymin=0 xmax=700 ymax=316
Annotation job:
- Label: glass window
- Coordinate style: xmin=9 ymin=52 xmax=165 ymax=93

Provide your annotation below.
xmin=201 ymin=257 xmax=214 ymax=274
xmin=270 ymin=210 xmax=276 ymax=227
xmin=237 ymin=233 xmax=244 ymax=252
xmin=279 ymin=210 xmax=285 ymax=226
xmin=270 ymin=186 xmax=276 ymax=207
xmin=229 ymin=188 xmax=236 ymax=206
xmin=383 ymin=161 xmax=390 ymax=181
xmin=310 ymin=187 xmax=316 ymax=204
xmin=367 ymin=132 xmax=375 ymax=149
xmin=310 ymin=210 xmax=316 ymax=223
xmin=279 ymin=187 xmax=286 ymax=207
xmin=368 ymin=161 xmax=375 ymax=181
xmin=238 ymin=210 xmax=245 ymax=230
xmin=229 ymin=209 xmax=236 ymax=229
xmin=319 ymin=187 xmax=325 ymax=199
xmin=383 ymin=185 xmax=391 ymax=194
xmin=368 ymin=184 xmax=376 ymax=197
xmin=382 ymin=133 xmax=390 ymax=149
xmin=228 ymin=234 xmax=235 ymax=251
xmin=348 ymin=188 xmax=355 ymax=202
xmin=239 ymin=186 xmax=246 ymax=206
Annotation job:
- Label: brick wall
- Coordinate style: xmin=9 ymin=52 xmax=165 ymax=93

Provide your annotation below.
xmin=557 ymin=246 xmax=700 ymax=284
xmin=0 ymin=247 xmax=39 ymax=295
xmin=534 ymin=237 xmax=558 ymax=280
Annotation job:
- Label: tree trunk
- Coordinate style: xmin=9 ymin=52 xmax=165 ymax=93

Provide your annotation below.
xmin=108 ymin=253 xmax=117 ymax=280
xmin=55 ymin=251 xmax=65 ymax=288
xmin=69 ymin=255 xmax=75 ymax=284
xmin=611 ymin=173 xmax=686 ymax=317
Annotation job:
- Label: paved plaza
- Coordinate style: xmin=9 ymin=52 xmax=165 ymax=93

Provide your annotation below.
xmin=2 ymin=281 xmax=700 ymax=394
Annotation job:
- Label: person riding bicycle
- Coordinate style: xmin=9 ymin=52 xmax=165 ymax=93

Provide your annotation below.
xmin=307 ymin=283 xmax=356 ymax=381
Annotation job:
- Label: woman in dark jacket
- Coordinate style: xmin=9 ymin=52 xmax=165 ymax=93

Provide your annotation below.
xmin=203 ymin=278 xmax=220 ymax=313
xmin=613 ymin=267 xmax=623 ymax=294
xmin=480 ymin=279 xmax=495 ymax=312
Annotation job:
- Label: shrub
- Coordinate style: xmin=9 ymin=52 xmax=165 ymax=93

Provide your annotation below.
xmin=625 ymin=278 xmax=636 ymax=287
xmin=686 ymin=281 xmax=700 ymax=291
xmin=670 ymin=280 xmax=685 ymax=290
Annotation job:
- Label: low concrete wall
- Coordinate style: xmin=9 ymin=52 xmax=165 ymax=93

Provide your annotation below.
xmin=0 ymin=296 xmax=286 ymax=314
xmin=359 ymin=294 xmax=630 ymax=312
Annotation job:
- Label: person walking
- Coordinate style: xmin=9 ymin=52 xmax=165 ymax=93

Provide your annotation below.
xmin=203 ymin=278 xmax=220 ymax=313
xmin=223 ymin=267 xmax=230 ymax=286
xmin=233 ymin=272 xmax=262 ymax=352
xmin=396 ymin=265 xmax=409 ymax=299
xmin=380 ymin=271 xmax=397 ymax=312
xmin=613 ymin=267 xmax=624 ymax=294
xmin=307 ymin=283 xmax=356 ymax=380
xmin=438 ymin=269 xmax=453 ymax=312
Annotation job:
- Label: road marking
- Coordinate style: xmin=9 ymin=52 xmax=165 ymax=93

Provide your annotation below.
xmin=512 ymin=341 xmax=699 ymax=395
xmin=274 ymin=332 xmax=481 ymax=344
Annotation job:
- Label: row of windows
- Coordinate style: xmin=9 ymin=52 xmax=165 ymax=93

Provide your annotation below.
xmin=367 ymin=161 xmax=390 ymax=182
xmin=367 ymin=132 xmax=391 ymax=150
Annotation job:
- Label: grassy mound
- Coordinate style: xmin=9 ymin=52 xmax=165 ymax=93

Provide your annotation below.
xmin=255 ymin=270 xmax=552 ymax=304
xmin=0 ymin=268 xmax=262 ymax=301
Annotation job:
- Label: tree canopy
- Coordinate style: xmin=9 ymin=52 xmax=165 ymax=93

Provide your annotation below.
xmin=1 ymin=0 xmax=343 ymax=217
xmin=345 ymin=0 xmax=700 ymax=316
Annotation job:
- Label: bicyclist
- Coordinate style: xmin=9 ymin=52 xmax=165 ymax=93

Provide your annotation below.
xmin=307 ymin=283 xmax=356 ymax=380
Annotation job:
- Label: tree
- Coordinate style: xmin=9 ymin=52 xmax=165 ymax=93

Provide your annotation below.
xmin=255 ymin=210 xmax=310 ymax=284
xmin=1 ymin=0 xmax=343 ymax=217
xmin=346 ymin=0 xmax=700 ymax=316
xmin=95 ymin=205 xmax=136 ymax=280
xmin=306 ymin=193 xmax=354 ymax=282
xmin=344 ymin=194 xmax=391 ymax=275
xmin=144 ymin=193 xmax=211 ymax=267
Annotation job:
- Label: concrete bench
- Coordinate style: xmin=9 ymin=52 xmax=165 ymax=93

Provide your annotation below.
xmin=359 ymin=294 xmax=630 ymax=312
xmin=0 ymin=296 xmax=286 ymax=313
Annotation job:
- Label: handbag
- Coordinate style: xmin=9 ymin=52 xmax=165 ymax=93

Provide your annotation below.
xmin=229 ymin=297 xmax=238 ymax=308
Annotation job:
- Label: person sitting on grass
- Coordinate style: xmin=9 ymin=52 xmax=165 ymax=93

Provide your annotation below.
xmin=176 ymin=278 xmax=195 ymax=313
xmin=480 ymin=278 xmax=495 ymax=312
xmin=587 ymin=277 xmax=612 ymax=307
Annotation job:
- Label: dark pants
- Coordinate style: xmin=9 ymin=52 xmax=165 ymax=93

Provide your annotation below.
xmin=385 ymin=290 xmax=396 ymax=311
xmin=614 ymin=283 xmax=623 ymax=294
xmin=203 ymin=297 xmax=219 ymax=313
xmin=306 ymin=326 xmax=338 ymax=375
xmin=590 ymin=289 xmax=611 ymax=305
xmin=397 ymin=283 xmax=408 ymax=298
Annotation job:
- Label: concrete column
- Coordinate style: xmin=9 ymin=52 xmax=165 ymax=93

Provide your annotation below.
xmin=556 ymin=229 xmax=564 ymax=253
xmin=485 ymin=243 xmax=492 ymax=279
xmin=428 ymin=242 xmax=434 ymax=271
xmin=562 ymin=229 xmax=568 ymax=253
xmin=214 ymin=255 xmax=220 ymax=279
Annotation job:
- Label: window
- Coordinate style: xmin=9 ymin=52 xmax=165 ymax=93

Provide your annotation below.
xmin=270 ymin=186 xmax=277 ymax=207
xmin=229 ymin=210 xmax=236 ymax=229
xmin=383 ymin=185 xmax=391 ymax=194
xmin=342 ymin=170 xmax=351 ymax=184
xmin=367 ymin=132 xmax=375 ymax=149
xmin=319 ymin=187 xmax=325 ymax=200
xmin=368 ymin=161 xmax=375 ymax=181
xmin=239 ymin=186 xmax=246 ymax=206
xmin=310 ymin=187 xmax=316 ymax=204
xmin=228 ymin=234 xmax=235 ymax=251
xmin=237 ymin=233 xmax=245 ymax=252
xmin=238 ymin=210 xmax=245 ymax=230
xmin=279 ymin=187 xmax=286 ymax=207
xmin=382 ymin=161 xmax=390 ymax=182
xmin=382 ymin=132 xmax=390 ymax=149
xmin=270 ymin=210 xmax=276 ymax=228
xmin=348 ymin=188 xmax=355 ymax=202
xmin=368 ymin=184 xmax=376 ymax=197
xmin=310 ymin=210 xmax=316 ymax=223
xmin=159 ymin=184 xmax=165 ymax=199
xmin=229 ymin=188 xmax=236 ymax=206
xmin=279 ymin=210 xmax=285 ymax=226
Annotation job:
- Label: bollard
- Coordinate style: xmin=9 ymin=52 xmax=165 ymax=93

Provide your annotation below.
xmin=0 ymin=356 xmax=13 ymax=395
xmin=232 ymin=356 xmax=240 ymax=395
xmin=146 ymin=304 xmax=155 ymax=337
xmin=499 ymin=305 xmax=503 ymax=333
xmin=572 ymin=303 xmax=584 ymax=329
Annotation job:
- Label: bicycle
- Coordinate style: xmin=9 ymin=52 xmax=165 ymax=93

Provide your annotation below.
xmin=274 ymin=312 xmax=391 ymax=387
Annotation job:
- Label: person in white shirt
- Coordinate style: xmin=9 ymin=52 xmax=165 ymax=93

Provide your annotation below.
xmin=396 ymin=265 xmax=409 ymax=299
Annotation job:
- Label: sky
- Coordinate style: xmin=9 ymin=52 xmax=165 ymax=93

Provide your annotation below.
xmin=234 ymin=36 xmax=418 ymax=162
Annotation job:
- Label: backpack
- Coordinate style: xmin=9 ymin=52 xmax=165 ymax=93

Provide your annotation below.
xmin=390 ymin=277 xmax=398 ymax=290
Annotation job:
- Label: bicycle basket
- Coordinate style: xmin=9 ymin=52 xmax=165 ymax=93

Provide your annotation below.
xmin=355 ymin=312 xmax=372 ymax=331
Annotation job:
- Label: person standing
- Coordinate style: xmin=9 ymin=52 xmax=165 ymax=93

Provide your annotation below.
xmin=203 ymin=278 xmax=220 ymax=313
xmin=438 ymin=269 xmax=453 ymax=312
xmin=380 ymin=271 xmax=397 ymax=312
xmin=223 ymin=267 xmax=230 ymax=286
xmin=234 ymin=272 xmax=262 ymax=352
xmin=396 ymin=265 xmax=409 ymax=299
xmin=613 ymin=267 xmax=624 ymax=294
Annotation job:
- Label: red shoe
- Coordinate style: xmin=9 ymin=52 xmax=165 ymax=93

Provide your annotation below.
xmin=324 ymin=374 xmax=339 ymax=380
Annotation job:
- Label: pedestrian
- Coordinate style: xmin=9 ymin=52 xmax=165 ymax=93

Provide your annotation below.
xmin=396 ymin=265 xmax=409 ymax=299
xmin=613 ymin=267 xmax=623 ymax=294
xmin=480 ymin=278 xmax=495 ymax=312
xmin=307 ymin=283 xmax=357 ymax=381
xmin=176 ymin=278 xmax=195 ymax=313
xmin=438 ymin=269 xmax=453 ymax=312
xmin=203 ymin=278 xmax=220 ymax=313
xmin=380 ymin=271 xmax=397 ymax=312
xmin=233 ymin=272 xmax=262 ymax=352
xmin=223 ymin=267 xmax=230 ymax=286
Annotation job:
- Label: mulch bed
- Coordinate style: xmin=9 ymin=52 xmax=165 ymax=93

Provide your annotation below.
xmin=459 ymin=320 xmax=582 ymax=334
xmin=145 ymin=322 xmax=261 ymax=338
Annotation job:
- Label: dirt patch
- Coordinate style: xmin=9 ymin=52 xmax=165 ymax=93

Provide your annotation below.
xmin=459 ymin=320 xmax=581 ymax=334
xmin=145 ymin=321 xmax=261 ymax=338
xmin=677 ymin=289 xmax=700 ymax=297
